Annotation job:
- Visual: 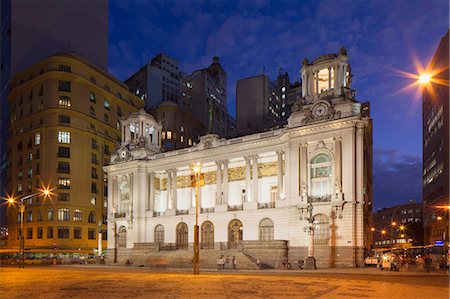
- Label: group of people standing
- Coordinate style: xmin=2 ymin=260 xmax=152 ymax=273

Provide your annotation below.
xmin=217 ymin=255 xmax=237 ymax=270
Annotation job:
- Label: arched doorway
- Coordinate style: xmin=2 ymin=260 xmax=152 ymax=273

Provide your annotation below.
xmin=154 ymin=224 xmax=165 ymax=244
xmin=118 ymin=226 xmax=127 ymax=247
xmin=228 ymin=219 xmax=243 ymax=249
xmin=201 ymin=221 xmax=214 ymax=249
xmin=176 ymin=222 xmax=188 ymax=249
xmin=259 ymin=218 xmax=274 ymax=241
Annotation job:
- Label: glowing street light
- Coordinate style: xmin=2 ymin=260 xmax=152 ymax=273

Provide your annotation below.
xmin=5 ymin=186 xmax=53 ymax=267
xmin=419 ymin=73 xmax=431 ymax=84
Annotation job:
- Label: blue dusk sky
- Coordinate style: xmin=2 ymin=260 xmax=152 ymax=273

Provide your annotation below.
xmin=108 ymin=0 xmax=449 ymax=210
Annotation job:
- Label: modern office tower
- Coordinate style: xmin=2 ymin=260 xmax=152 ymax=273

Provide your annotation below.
xmin=236 ymin=68 xmax=301 ymax=136
xmin=422 ymin=30 xmax=449 ymax=246
xmin=6 ymin=53 xmax=143 ymax=253
xmin=0 ymin=0 xmax=109 ymax=225
xmin=372 ymin=203 xmax=423 ymax=248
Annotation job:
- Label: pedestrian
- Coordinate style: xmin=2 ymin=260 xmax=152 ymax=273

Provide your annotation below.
xmin=282 ymin=255 xmax=288 ymax=270
xmin=217 ymin=257 xmax=221 ymax=271
xmin=232 ymin=256 xmax=237 ymax=270
xmin=424 ymin=255 xmax=432 ymax=273
xmin=256 ymin=258 xmax=261 ymax=269
xmin=225 ymin=255 xmax=230 ymax=270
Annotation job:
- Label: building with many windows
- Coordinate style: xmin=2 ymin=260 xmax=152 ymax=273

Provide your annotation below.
xmin=105 ymin=50 xmax=373 ymax=268
xmin=422 ymin=30 xmax=449 ymax=247
xmin=0 ymin=0 xmax=109 ymax=226
xmin=6 ymin=52 xmax=143 ymax=253
xmin=372 ymin=203 xmax=423 ymax=248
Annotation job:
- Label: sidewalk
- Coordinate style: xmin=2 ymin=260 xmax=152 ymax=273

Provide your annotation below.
xmin=59 ymin=264 xmax=449 ymax=276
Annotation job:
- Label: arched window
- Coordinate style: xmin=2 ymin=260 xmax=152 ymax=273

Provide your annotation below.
xmin=310 ymin=153 xmax=333 ymax=199
xmin=313 ymin=214 xmax=329 ymax=245
xmin=176 ymin=222 xmax=188 ymax=249
xmin=201 ymin=221 xmax=214 ymax=249
xmin=118 ymin=226 xmax=127 ymax=247
xmin=119 ymin=181 xmax=130 ymax=214
xmin=259 ymin=218 xmax=274 ymax=241
xmin=154 ymin=224 xmax=165 ymax=244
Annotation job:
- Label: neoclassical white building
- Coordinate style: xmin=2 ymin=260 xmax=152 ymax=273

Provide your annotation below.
xmin=105 ymin=49 xmax=373 ymax=268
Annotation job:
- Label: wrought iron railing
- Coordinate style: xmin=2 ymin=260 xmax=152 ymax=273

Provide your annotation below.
xmin=258 ymin=202 xmax=275 ymax=209
xmin=228 ymin=205 xmax=243 ymax=211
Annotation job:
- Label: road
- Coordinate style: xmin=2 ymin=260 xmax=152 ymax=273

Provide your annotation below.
xmin=0 ymin=266 xmax=448 ymax=298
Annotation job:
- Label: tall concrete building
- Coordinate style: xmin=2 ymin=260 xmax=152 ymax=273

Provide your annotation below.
xmin=0 ymin=0 xmax=108 ymax=225
xmin=6 ymin=53 xmax=143 ymax=253
xmin=422 ymin=31 xmax=449 ymax=246
xmin=126 ymin=54 xmax=235 ymax=151
xmin=236 ymin=69 xmax=301 ymax=136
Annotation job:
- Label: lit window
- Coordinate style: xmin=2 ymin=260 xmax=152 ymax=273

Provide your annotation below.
xmin=58 ymin=131 xmax=71 ymax=143
xmin=162 ymin=131 xmax=166 ymax=139
xmin=310 ymin=154 xmax=333 ymax=198
xmin=281 ymin=87 xmax=286 ymax=92
xmin=35 ymin=132 xmax=41 ymax=145
xmin=73 ymin=209 xmax=82 ymax=222
xmin=90 ymin=91 xmax=96 ymax=103
xmin=91 ymin=196 xmax=97 ymax=206
xmin=188 ymin=139 xmax=192 ymax=146
xmin=167 ymin=131 xmax=172 ymax=139
xmin=17 ymin=183 xmax=22 ymax=192
xmin=59 ymin=96 xmax=71 ymax=108
xmin=180 ymin=136 xmax=184 ymax=142
xmin=58 ymin=178 xmax=71 ymax=189
xmin=58 ymin=208 xmax=70 ymax=221
xmin=104 ymin=100 xmax=110 ymax=110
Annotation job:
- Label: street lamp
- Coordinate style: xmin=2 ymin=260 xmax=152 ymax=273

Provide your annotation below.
xmin=192 ymin=163 xmax=201 ymax=274
xmin=6 ymin=187 xmax=52 ymax=267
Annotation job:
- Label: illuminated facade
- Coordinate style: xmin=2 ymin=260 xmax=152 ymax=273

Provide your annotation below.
xmin=106 ymin=50 xmax=373 ymax=268
xmin=6 ymin=53 xmax=143 ymax=253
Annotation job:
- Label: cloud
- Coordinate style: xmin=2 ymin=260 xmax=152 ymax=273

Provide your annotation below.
xmin=373 ymin=149 xmax=422 ymax=210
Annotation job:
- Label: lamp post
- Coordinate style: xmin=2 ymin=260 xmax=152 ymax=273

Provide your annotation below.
xmin=304 ymin=198 xmax=316 ymax=269
xmin=6 ymin=187 xmax=51 ymax=267
xmin=192 ymin=163 xmax=201 ymax=274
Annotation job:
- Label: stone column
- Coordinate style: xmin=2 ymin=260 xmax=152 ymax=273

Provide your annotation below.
xmin=334 ymin=137 xmax=343 ymax=199
xmin=245 ymin=156 xmax=251 ymax=203
xmin=276 ymin=150 xmax=284 ymax=200
xmin=216 ymin=161 xmax=222 ymax=205
xmin=172 ymin=169 xmax=177 ymax=210
xmin=149 ymin=172 xmax=155 ymax=212
xmin=299 ymin=143 xmax=308 ymax=201
xmin=343 ymin=64 xmax=347 ymax=87
xmin=328 ymin=68 xmax=332 ymax=90
xmin=252 ymin=155 xmax=259 ymax=203
xmin=223 ymin=160 xmax=229 ymax=205
xmin=166 ymin=170 xmax=172 ymax=210
xmin=356 ymin=123 xmax=365 ymax=250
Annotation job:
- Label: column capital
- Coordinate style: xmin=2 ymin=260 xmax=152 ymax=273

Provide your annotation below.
xmin=333 ymin=136 xmax=343 ymax=142
xmin=300 ymin=141 xmax=309 ymax=148
xmin=276 ymin=149 xmax=285 ymax=156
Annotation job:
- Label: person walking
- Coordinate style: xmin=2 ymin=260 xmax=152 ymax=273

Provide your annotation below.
xmin=256 ymin=258 xmax=261 ymax=269
xmin=232 ymin=256 xmax=237 ymax=270
xmin=225 ymin=255 xmax=230 ymax=270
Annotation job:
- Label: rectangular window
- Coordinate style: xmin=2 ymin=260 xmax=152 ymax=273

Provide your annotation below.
xmin=91 ymin=138 xmax=98 ymax=149
xmin=88 ymin=228 xmax=96 ymax=240
xmin=59 ymin=65 xmax=71 ymax=72
xmin=73 ymin=209 xmax=82 ymax=222
xmin=58 ymin=226 xmax=69 ymax=239
xmin=58 ymin=131 xmax=71 ymax=143
xmin=59 ymin=96 xmax=71 ymax=108
xmin=47 ymin=227 xmax=54 ymax=238
xmin=104 ymin=113 xmax=109 ymax=122
xmin=47 ymin=209 xmax=54 ymax=221
xmin=58 ymin=208 xmax=70 ymax=221
xmin=58 ymin=193 xmax=70 ymax=202
xmin=34 ymin=132 xmax=41 ymax=145
xmin=104 ymin=145 xmax=110 ymax=155
xmin=91 ymin=196 xmax=97 ymax=206
xmin=37 ymin=227 xmax=43 ymax=239
xmin=57 ymin=162 xmax=70 ymax=174
xmin=58 ymin=115 xmax=70 ymax=124
xmin=58 ymin=178 xmax=71 ymax=189
xmin=167 ymin=131 xmax=172 ymax=139
xmin=91 ymin=167 xmax=98 ymax=179
xmin=58 ymin=146 xmax=70 ymax=158
xmin=88 ymin=212 xmax=96 ymax=223
xmin=91 ymin=182 xmax=98 ymax=193
xmin=90 ymin=91 xmax=96 ymax=103
xmin=27 ymin=228 xmax=33 ymax=239
xmin=58 ymin=81 xmax=71 ymax=92
xmin=74 ymin=227 xmax=82 ymax=239
xmin=117 ymin=106 xmax=122 ymax=117
xmin=91 ymin=153 xmax=98 ymax=164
